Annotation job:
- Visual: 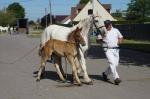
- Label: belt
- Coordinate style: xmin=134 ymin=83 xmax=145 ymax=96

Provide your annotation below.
xmin=103 ymin=47 xmax=119 ymax=49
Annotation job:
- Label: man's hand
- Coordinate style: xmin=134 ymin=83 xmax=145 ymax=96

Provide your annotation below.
xmin=96 ymin=39 xmax=103 ymax=43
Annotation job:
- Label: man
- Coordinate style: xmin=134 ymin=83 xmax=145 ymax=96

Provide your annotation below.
xmin=97 ymin=20 xmax=123 ymax=85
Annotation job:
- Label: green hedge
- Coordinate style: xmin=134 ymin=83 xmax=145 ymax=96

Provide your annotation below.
xmin=112 ymin=17 xmax=150 ymax=25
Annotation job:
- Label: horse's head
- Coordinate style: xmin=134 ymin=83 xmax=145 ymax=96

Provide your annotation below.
xmin=93 ymin=15 xmax=107 ymax=37
xmin=74 ymin=27 xmax=86 ymax=46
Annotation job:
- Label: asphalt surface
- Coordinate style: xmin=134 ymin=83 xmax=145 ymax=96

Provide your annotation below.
xmin=0 ymin=34 xmax=150 ymax=99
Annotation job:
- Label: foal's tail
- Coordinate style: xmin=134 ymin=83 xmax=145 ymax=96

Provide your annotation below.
xmin=38 ymin=44 xmax=44 ymax=56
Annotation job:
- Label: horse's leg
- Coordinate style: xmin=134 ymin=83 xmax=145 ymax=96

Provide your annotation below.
xmin=67 ymin=55 xmax=82 ymax=86
xmin=53 ymin=58 xmax=66 ymax=81
xmin=78 ymin=49 xmax=93 ymax=84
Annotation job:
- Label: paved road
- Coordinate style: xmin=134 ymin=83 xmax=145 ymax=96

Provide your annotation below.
xmin=0 ymin=34 xmax=150 ymax=99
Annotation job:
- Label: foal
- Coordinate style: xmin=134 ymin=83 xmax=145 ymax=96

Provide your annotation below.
xmin=37 ymin=27 xmax=85 ymax=85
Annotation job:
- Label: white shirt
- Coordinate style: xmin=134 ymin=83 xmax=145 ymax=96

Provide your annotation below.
xmin=97 ymin=27 xmax=123 ymax=47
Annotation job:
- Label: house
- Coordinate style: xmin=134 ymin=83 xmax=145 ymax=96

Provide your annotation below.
xmin=41 ymin=0 xmax=116 ymax=25
xmin=70 ymin=0 xmax=116 ymax=22
xmin=40 ymin=14 xmax=69 ymax=27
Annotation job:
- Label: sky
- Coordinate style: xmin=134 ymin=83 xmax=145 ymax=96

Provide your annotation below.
xmin=0 ymin=0 xmax=130 ymax=21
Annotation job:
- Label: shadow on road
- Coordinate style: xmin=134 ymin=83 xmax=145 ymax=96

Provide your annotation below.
xmin=120 ymin=49 xmax=150 ymax=67
xmin=87 ymin=44 xmax=105 ymax=59
xmin=33 ymin=70 xmax=74 ymax=82
xmin=88 ymin=44 xmax=150 ymax=67
xmin=33 ymin=70 xmax=115 ymax=85
xmin=89 ymin=74 xmax=114 ymax=85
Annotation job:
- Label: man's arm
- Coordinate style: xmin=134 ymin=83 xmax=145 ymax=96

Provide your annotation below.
xmin=116 ymin=29 xmax=123 ymax=44
xmin=118 ymin=37 xmax=123 ymax=44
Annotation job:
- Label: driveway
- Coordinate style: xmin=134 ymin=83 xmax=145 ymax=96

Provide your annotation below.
xmin=0 ymin=34 xmax=150 ymax=99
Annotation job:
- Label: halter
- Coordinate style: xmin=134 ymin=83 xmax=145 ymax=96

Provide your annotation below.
xmin=92 ymin=16 xmax=106 ymax=35
xmin=92 ymin=16 xmax=105 ymax=30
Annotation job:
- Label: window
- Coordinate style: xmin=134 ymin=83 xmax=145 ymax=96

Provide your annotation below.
xmin=88 ymin=9 xmax=93 ymax=15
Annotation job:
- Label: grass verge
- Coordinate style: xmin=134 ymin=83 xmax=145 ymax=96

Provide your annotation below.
xmin=27 ymin=31 xmax=42 ymax=38
xmin=120 ymin=39 xmax=150 ymax=53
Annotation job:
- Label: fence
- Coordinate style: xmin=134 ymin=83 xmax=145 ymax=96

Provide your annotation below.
xmin=114 ymin=24 xmax=150 ymax=40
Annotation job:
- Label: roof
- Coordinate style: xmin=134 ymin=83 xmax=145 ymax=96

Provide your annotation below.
xmin=70 ymin=4 xmax=86 ymax=20
xmin=60 ymin=16 xmax=71 ymax=24
xmin=70 ymin=7 xmax=77 ymax=20
xmin=55 ymin=15 xmax=69 ymax=23
xmin=102 ymin=4 xmax=111 ymax=10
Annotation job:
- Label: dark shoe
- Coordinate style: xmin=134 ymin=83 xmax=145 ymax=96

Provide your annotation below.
xmin=102 ymin=72 xmax=108 ymax=81
xmin=114 ymin=78 xmax=122 ymax=85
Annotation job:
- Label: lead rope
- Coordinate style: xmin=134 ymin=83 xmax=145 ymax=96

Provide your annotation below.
xmin=0 ymin=44 xmax=38 ymax=64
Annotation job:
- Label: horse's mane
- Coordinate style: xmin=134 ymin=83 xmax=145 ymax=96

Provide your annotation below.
xmin=73 ymin=17 xmax=92 ymax=28
xmin=71 ymin=17 xmax=92 ymax=36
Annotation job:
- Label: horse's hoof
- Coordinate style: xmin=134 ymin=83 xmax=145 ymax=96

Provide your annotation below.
xmin=84 ymin=81 xmax=93 ymax=85
xmin=76 ymin=83 xmax=82 ymax=86
xmin=61 ymin=80 xmax=67 ymax=83
xmin=73 ymin=82 xmax=82 ymax=86
xmin=74 ymin=83 xmax=82 ymax=86
xmin=36 ymin=79 xmax=40 ymax=82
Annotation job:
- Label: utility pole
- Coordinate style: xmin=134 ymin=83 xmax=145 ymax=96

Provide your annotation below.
xmin=45 ymin=8 xmax=48 ymax=27
xmin=91 ymin=0 xmax=94 ymax=16
xmin=49 ymin=0 xmax=52 ymax=24
xmin=4 ymin=7 xmax=7 ymax=13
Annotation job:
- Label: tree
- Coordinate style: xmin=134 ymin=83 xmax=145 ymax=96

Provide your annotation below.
xmin=0 ymin=9 xmax=16 ymax=26
xmin=29 ymin=20 xmax=35 ymax=25
xmin=7 ymin=2 xmax=25 ymax=19
xmin=126 ymin=0 xmax=150 ymax=20
xmin=79 ymin=0 xmax=90 ymax=4
xmin=111 ymin=10 xmax=125 ymax=21
xmin=112 ymin=10 xmax=123 ymax=18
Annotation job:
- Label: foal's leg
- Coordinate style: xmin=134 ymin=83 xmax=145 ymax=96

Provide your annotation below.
xmin=37 ymin=56 xmax=48 ymax=82
xmin=78 ymin=49 xmax=92 ymax=84
xmin=67 ymin=56 xmax=82 ymax=86
xmin=53 ymin=57 xmax=66 ymax=81
xmin=57 ymin=56 xmax=65 ymax=77
xmin=74 ymin=57 xmax=81 ymax=74
xmin=37 ymin=49 xmax=53 ymax=82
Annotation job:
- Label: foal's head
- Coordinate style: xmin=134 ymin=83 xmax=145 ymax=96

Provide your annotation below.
xmin=68 ymin=27 xmax=86 ymax=46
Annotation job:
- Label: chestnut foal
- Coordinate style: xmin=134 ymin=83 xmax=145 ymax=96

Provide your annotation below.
xmin=37 ymin=27 xmax=85 ymax=86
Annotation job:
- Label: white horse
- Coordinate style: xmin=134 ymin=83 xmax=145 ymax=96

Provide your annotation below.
xmin=40 ymin=15 xmax=107 ymax=84
xmin=0 ymin=26 xmax=2 ymax=33
xmin=0 ymin=26 xmax=9 ymax=33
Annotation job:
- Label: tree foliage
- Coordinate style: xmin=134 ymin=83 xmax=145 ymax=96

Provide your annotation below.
xmin=7 ymin=2 xmax=25 ymax=19
xmin=0 ymin=10 xmax=16 ymax=26
xmin=0 ymin=2 xmax=25 ymax=26
xmin=126 ymin=0 xmax=150 ymax=20
xmin=111 ymin=10 xmax=126 ymax=21
xmin=112 ymin=10 xmax=123 ymax=18
xmin=79 ymin=0 xmax=90 ymax=4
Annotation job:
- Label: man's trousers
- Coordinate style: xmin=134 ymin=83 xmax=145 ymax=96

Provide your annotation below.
xmin=104 ymin=49 xmax=120 ymax=80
